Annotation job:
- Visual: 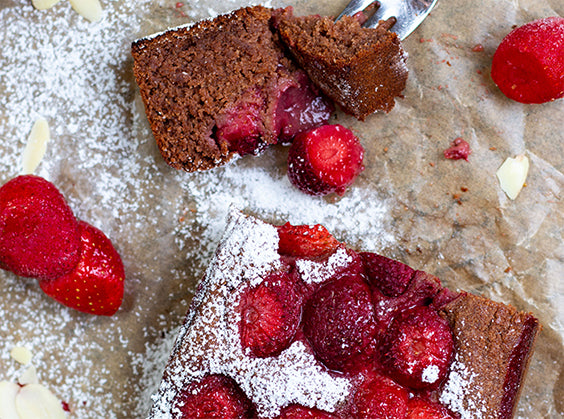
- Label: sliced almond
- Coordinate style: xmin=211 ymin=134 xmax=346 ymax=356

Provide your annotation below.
xmin=18 ymin=365 xmax=39 ymax=386
xmin=15 ymin=383 xmax=66 ymax=419
xmin=10 ymin=346 xmax=33 ymax=365
xmin=0 ymin=381 xmax=20 ymax=419
xmin=21 ymin=117 xmax=50 ymax=175
xmin=68 ymin=0 xmax=102 ymax=22
xmin=32 ymin=0 xmax=62 ymax=10
xmin=496 ymin=154 xmax=530 ymax=200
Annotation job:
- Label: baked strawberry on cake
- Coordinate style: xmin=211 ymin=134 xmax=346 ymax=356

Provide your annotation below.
xmin=149 ymin=209 xmax=539 ymax=419
xmin=131 ymin=6 xmax=334 ymax=172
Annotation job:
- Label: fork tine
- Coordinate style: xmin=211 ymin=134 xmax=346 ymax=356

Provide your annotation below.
xmin=335 ymin=0 xmax=377 ymax=21
xmin=363 ymin=0 xmax=438 ymax=40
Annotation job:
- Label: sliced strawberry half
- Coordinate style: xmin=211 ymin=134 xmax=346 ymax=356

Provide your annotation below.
xmin=491 ymin=17 xmax=564 ymax=104
xmin=360 ymin=252 xmax=415 ymax=297
xmin=351 ymin=373 xmax=409 ymax=419
xmin=287 ymin=124 xmax=364 ymax=196
xmin=381 ymin=306 xmax=454 ymax=390
xmin=277 ymin=404 xmax=339 ymax=418
xmin=238 ymin=271 xmax=301 ymax=357
xmin=0 ymin=175 xmax=80 ymax=280
xmin=303 ymin=273 xmax=377 ymax=372
xmin=39 ymin=220 xmax=125 ymax=316
xmin=277 ymin=222 xmax=340 ymax=259
xmin=175 ymin=374 xmax=255 ymax=419
xmin=406 ymin=397 xmax=457 ymax=419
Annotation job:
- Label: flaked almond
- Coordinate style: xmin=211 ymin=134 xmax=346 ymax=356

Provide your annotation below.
xmin=19 ymin=365 xmax=39 ymax=386
xmin=68 ymin=0 xmax=102 ymax=22
xmin=0 ymin=381 xmax=20 ymax=419
xmin=21 ymin=117 xmax=50 ymax=175
xmin=496 ymin=154 xmax=530 ymax=200
xmin=32 ymin=0 xmax=62 ymax=10
xmin=10 ymin=346 xmax=33 ymax=365
xmin=15 ymin=383 xmax=66 ymax=419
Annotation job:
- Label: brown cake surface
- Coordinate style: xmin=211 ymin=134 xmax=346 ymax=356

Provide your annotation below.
xmin=149 ymin=209 xmax=539 ymax=419
xmin=132 ymin=6 xmax=332 ymax=172
xmin=275 ymin=9 xmax=409 ymax=120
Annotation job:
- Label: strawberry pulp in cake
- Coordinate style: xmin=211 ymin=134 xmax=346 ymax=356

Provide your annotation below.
xmin=149 ymin=209 xmax=539 ymax=419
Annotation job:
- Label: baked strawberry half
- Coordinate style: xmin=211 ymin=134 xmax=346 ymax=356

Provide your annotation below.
xmin=407 ymin=397 xmax=457 ymax=419
xmin=0 ymin=175 xmax=81 ymax=280
xmin=174 ymin=374 xmax=255 ymax=419
xmin=39 ymin=220 xmax=125 ymax=316
xmin=238 ymin=271 xmax=301 ymax=357
xmin=287 ymin=124 xmax=364 ymax=196
xmin=361 ymin=252 xmax=415 ymax=297
xmin=491 ymin=17 xmax=564 ymax=104
xmin=303 ymin=272 xmax=377 ymax=371
xmin=351 ymin=373 xmax=409 ymax=419
xmin=381 ymin=306 xmax=454 ymax=390
xmin=277 ymin=222 xmax=340 ymax=259
xmin=277 ymin=404 xmax=338 ymax=418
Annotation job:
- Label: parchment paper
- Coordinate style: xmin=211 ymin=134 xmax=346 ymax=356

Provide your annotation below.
xmin=0 ymin=0 xmax=562 ymax=418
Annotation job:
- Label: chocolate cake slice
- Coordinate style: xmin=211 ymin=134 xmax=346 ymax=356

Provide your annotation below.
xmin=275 ymin=9 xmax=409 ymax=120
xmin=148 ymin=209 xmax=539 ymax=419
xmin=131 ymin=6 xmax=333 ymax=172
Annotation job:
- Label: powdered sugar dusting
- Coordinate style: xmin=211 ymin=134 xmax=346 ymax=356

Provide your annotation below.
xmin=149 ymin=210 xmax=351 ymax=418
xmin=439 ymin=356 xmax=482 ymax=418
xmin=296 ymin=247 xmax=353 ymax=284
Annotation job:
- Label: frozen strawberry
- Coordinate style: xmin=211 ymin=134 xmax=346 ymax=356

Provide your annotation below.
xmin=277 ymin=222 xmax=340 ymax=259
xmin=39 ymin=221 xmax=125 ymax=316
xmin=277 ymin=404 xmax=338 ymax=418
xmin=287 ymin=124 xmax=364 ymax=196
xmin=491 ymin=17 xmax=564 ymax=104
xmin=406 ymin=397 xmax=457 ymax=419
xmin=381 ymin=306 xmax=454 ymax=390
xmin=352 ymin=373 xmax=409 ymax=419
xmin=0 ymin=175 xmax=80 ymax=280
xmin=360 ymin=252 xmax=415 ymax=297
xmin=303 ymin=273 xmax=377 ymax=371
xmin=174 ymin=374 xmax=255 ymax=419
xmin=238 ymin=271 xmax=301 ymax=357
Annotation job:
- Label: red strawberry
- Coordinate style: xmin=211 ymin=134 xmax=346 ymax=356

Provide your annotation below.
xmin=174 ymin=374 xmax=255 ymax=419
xmin=360 ymin=252 xmax=415 ymax=297
xmin=277 ymin=404 xmax=339 ymax=418
xmin=0 ymin=175 xmax=80 ymax=280
xmin=381 ymin=306 xmax=454 ymax=390
xmin=39 ymin=220 xmax=125 ymax=316
xmin=287 ymin=124 xmax=364 ymax=196
xmin=303 ymin=273 xmax=377 ymax=371
xmin=407 ymin=397 xmax=457 ymax=419
xmin=352 ymin=373 xmax=409 ymax=419
xmin=277 ymin=222 xmax=340 ymax=259
xmin=238 ymin=271 xmax=301 ymax=357
xmin=491 ymin=17 xmax=564 ymax=104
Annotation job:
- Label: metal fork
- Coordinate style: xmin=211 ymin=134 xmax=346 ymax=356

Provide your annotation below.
xmin=335 ymin=0 xmax=438 ymax=40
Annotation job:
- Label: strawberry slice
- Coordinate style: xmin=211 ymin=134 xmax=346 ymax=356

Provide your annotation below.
xmin=287 ymin=124 xmax=364 ymax=196
xmin=491 ymin=17 xmax=564 ymax=104
xmin=175 ymin=374 xmax=255 ymax=419
xmin=39 ymin=220 xmax=125 ymax=316
xmin=0 ymin=175 xmax=81 ymax=281
xmin=277 ymin=404 xmax=338 ymax=418
xmin=407 ymin=397 xmax=457 ymax=419
xmin=381 ymin=306 xmax=454 ymax=390
xmin=277 ymin=222 xmax=340 ymax=259
xmin=360 ymin=252 xmax=415 ymax=297
xmin=238 ymin=271 xmax=301 ymax=357
xmin=352 ymin=373 xmax=409 ymax=419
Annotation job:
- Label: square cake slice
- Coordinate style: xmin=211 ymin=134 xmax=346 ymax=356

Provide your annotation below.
xmin=149 ymin=209 xmax=539 ymax=419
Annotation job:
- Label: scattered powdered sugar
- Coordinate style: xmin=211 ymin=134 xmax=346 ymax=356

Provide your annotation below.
xmin=149 ymin=210 xmax=352 ymax=418
xmin=296 ymin=247 xmax=353 ymax=284
xmin=439 ymin=356 xmax=481 ymax=418
xmin=421 ymin=364 xmax=440 ymax=384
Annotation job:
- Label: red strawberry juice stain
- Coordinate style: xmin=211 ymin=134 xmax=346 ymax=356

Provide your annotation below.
xmin=472 ymin=43 xmax=485 ymax=52
xmin=62 ymin=401 xmax=70 ymax=412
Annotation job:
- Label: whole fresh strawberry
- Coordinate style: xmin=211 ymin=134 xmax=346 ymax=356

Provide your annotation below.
xmin=491 ymin=17 xmax=564 ymax=104
xmin=287 ymin=124 xmax=364 ymax=196
xmin=0 ymin=175 xmax=81 ymax=280
xmin=39 ymin=220 xmax=125 ymax=316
